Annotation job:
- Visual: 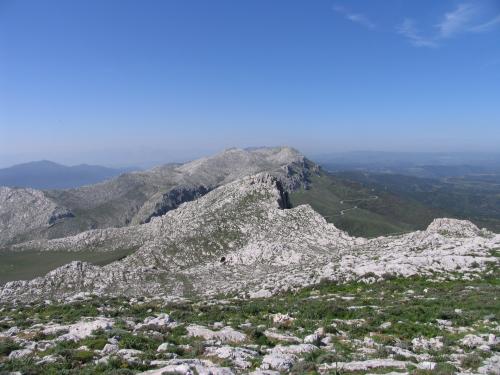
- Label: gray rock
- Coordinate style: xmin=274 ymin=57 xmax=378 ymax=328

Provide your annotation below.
xmin=8 ymin=349 xmax=34 ymax=359
xmin=101 ymin=343 xmax=119 ymax=355
xmin=187 ymin=325 xmax=247 ymax=343
xmin=204 ymin=346 xmax=258 ymax=368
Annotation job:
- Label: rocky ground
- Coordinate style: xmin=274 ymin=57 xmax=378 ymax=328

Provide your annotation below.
xmin=0 ymin=261 xmax=499 ymax=374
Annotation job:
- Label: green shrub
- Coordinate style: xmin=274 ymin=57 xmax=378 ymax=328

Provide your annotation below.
xmin=72 ymin=349 xmax=94 ymax=363
xmin=247 ymin=327 xmax=273 ymax=347
xmin=81 ymin=335 xmax=108 ymax=350
xmin=290 ymin=359 xmax=317 ymax=374
xmin=0 ymin=338 xmax=20 ymax=356
xmin=119 ymin=332 xmax=160 ymax=351
xmin=461 ymin=353 xmax=482 ymax=370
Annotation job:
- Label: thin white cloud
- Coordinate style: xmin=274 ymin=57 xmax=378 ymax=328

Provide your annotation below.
xmin=469 ymin=14 xmax=500 ymax=32
xmin=333 ymin=5 xmax=375 ymax=30
xmin=437 ymin=3 xmax=477 ymax=38
xmin=398 ymin=2 xmax=500 ymax=48
xmin=396 ymin=19 xmax=437 ymax=48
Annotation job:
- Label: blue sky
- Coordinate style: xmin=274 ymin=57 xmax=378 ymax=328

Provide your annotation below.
xmin=1 ymin=0 xmax=499 ymax=167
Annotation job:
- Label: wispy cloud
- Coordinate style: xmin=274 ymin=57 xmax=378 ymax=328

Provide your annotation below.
xmin=469 ymin=14 xmax=500 ymax=33
xmin=333 ymin=5 xmax=375 ymax=30
xmin=396 ymin=19 xmax=437 ymax=48
xmin=437 ymin=3 xmax=477 ymax=38
xmin=398 ymin=2 xmax=500 ymax=48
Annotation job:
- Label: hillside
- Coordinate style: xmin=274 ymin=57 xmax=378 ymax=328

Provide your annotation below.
xmin=289 ymin=171 xmax=445 ymax=237
xmin=333 ymin=171 xmax=500 ymax=233
xmin=0 ymin=160 xmax=133 ymax=189
xmin=0 ymin=147 xmax=316 ymax=247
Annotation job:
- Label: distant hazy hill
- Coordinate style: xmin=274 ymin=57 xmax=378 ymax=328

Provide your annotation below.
xmin=0 ymin=160 xmax=135 ymax=189
xmin=315 ymin=151 xmax=500 ymax=178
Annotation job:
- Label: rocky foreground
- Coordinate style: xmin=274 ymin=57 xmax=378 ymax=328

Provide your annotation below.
xmin=0 ymin=264 xmax=499 ymax=374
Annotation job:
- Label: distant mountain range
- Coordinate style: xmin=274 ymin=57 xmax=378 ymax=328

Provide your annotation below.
xmin=0 ymin=160 xmax=136 ymax=189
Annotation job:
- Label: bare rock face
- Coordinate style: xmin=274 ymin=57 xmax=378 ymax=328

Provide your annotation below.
xmin=1 ymin=172 xmax=498 ymax=303
xmin=0 ymin=147 xmax=316 ymax=247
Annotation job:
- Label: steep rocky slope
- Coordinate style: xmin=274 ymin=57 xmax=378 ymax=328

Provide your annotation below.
xmin=0 ymin=147 xmax=316 ymax=247
xmin=2 ymin=173 xmax=498 ymax=303
xmin=0 ymin=187 xmax=73 ymax=246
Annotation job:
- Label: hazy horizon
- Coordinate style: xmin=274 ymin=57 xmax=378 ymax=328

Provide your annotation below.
xmin=2 ymin=147 xmax=500 ymax=170
xmin=1 ymin=0 xmax=500 ymax=167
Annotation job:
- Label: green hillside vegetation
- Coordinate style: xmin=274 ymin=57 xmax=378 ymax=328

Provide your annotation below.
xmin=289 ymin=172 xmax=446 ymax=237
xmin=334 ymin=171 xmax=500 ymax=233
xmin=0 ymin=248 xmax=135 ymax=284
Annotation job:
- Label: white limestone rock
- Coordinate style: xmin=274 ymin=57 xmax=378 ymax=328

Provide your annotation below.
xmin=0 ymin=187 xmax=73 ymax=246
xmin=135 ymin=313 xmax=176 ymax=331
xmin=157 ymin=342 xmax=172 ymax=353
xmin=477 ymin=354 xmax=500 ymax=374
xmin=8 ymin=349 xmax=34 ymax=360
xmin=101 ymin=343 xmax=119 ymax=355
xmin=303 ymin=332 xmax=323 ymax=345
xmin=43 ymin=317 xmax=113 ymax=341
xmin=186 ymin=325 xmax=246 ymax=343
xmin=35 ymin=354 xmax=63 ymax=365
xmin=320 ymin=359 xmax=407 ymax=372
xmin=261 ymin=344 xmax=317 ymax=371
xmin=263 ymin=329 xmax=301 ymax=343
xmin=411 ymin=336 xmax=444 ymax=352
xmin=272 ymin=313 xmax=295 ymax=327
xmin=204 ymin=346 xmax=258 ymax=368
xmin=117 ymin=349 xmax=143 ymax=363
xmin=138 ymin=358 xmax=234 ymax=375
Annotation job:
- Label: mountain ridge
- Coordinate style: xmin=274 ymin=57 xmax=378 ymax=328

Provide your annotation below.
xmin=2 ymin=172 xmax=498 ymax=303
xmin=0 ymin=147 xmax=316 ymax=248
